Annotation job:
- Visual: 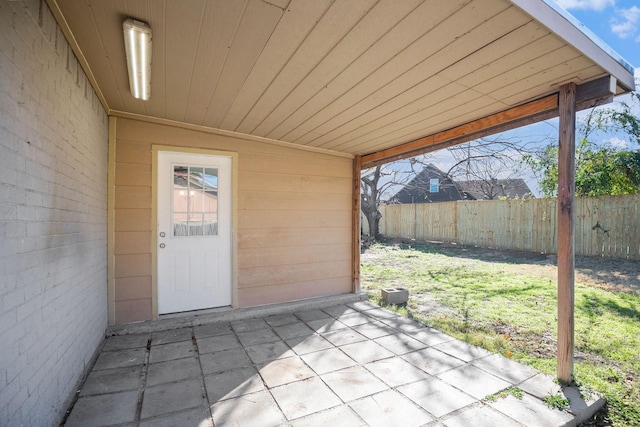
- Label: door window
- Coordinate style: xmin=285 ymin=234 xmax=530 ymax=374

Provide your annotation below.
xmin=172 ymin=165 xmax=218 ymax=237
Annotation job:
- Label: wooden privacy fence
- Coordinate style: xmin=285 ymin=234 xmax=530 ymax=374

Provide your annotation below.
xmin=379 ymin=194 xmax=640 ymax=260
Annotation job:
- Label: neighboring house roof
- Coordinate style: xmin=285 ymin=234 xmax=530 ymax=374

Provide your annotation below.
xmin=456 ymin=179 xmax=533 ymax=200
xmin=391 ymin=164 xmax=467 ymax=203
xmin=392 ymin=165 xmax=534 ymax=203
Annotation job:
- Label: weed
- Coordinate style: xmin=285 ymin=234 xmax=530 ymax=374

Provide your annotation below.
xmin=543 ymin=394 xmax=570 ymax=411
xmin=486 ymin=386 xmax=524 ymax=402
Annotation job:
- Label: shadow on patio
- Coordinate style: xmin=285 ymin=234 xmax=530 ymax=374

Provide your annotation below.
xmin=63 ymin=299 xmax=600 ymax=426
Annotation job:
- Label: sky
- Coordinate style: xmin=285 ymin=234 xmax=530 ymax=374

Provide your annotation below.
xmin=386 ymin=0 xmax=640 ymax=199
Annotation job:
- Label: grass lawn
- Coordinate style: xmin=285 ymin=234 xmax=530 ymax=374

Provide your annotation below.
xmin=361 ymin=242 xmax=640 ymax=427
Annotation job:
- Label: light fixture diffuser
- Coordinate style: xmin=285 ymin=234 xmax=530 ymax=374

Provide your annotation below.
xmin=123 ymin=18 xmax=152 ymax=100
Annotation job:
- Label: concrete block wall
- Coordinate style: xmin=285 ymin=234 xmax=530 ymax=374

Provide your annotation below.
xmin=0 ymin=1 xmax=109 ymax=425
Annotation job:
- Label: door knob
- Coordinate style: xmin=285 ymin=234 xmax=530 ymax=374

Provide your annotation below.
xmin=159 ymin=243 xmax=166 ymax=248
xmin=159 ymin=232 xmax=166 ymax=237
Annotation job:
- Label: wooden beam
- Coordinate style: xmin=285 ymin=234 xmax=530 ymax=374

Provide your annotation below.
xmin=352 ymin=156 xmax=362 ymax=293
xmin=361 ymin=94 xmax=559 ymax=168
xmin=576 ymin=75 xmax=617 ymax=111
xmin=359 ymin=75 xmax=616 ymax=169
xmin=557 ymin=82 xmax=577 ymax=384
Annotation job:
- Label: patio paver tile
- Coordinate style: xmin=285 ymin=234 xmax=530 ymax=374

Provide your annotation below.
xmin=321 ymin=366 xmax=388 ymax=402
xmin=146 ymin=356 xmax=200 ymax=387
xmin=270 ymin=376 xmax=342 ymax=420
xmin=245 ymin=340 xmax=295 ymax=364
xmin=374 ymin=333 xmax=427 ymax=355
xmin=193 ymin=322 xmax=232 ymax=339
xmin=471 ymin=353 xmax=539 ymax=384
xmin=200 ymin=348 xmax=251 ymax=375
xmin=364 ymin=357 xmax=429 ymax=387
xmin=306 ymin=318 xmax=349 ymax=334
xmin=139 ymin=406 xmax=213 ymax=427
xmin=294 ymin=309 xmax=332 ymax=322
xmin=151 ymin=327 xmax=193 ymax=345
xmin=336 ymin=312 xmax=376 ymax=327
xmin=408 ymin=327 xmax=454 ymax=347
xmin=322 ymin=304 xmax=358 ymax=318
xmin=397 ymin=377 xmax=476 ymax=418
xmin=434 ymin=339 xmax=492 ymax=362
xmin=140 ymin=377 xmax=206 ymax=419
xmin=102 ymin=334 xmax=149 ymax=351
xmin=286 ymin=334 xmax=334 ymax=355
xmin=65 ymin=390 xmax=138 ymax=426
xmin=301 ymin=348 xmax=357 ymax=375
xmin=273 ymin=321 xmax=315 ymax=340
xmin=258 ymin=356 xmax=315 ymax=388
xmin=350 ymin=389 xmax=434 ymax=427
xmin=230 ymin=317 xmax=270 ymax=333
xmin=346 ymin=300 xmax=379 ymax=312
xmin=351 ymin=321 xmax=397 ymax=340
xmin=211 ymin=390 xmax=285 ymax=427
xmin=490 ymin=393 xmax=574 ymax=427
xmin=236 ymin=328 xmax=281 ymax=347
xmin=197 ymin=333 xmax=241 ymax=354
xmin=402 ymin=347 xmax=466 ymax=375
xmin=436 ymin=364 xmax=511 ymax=400
xmin=93 ymin=347 xmax=146 ymax=370
xmin=339 ymin=340 xmax=395 ymax=365
xmin=440 ymin=405 xmax=524 ymax=427
xmin=379 ymin=316 xmax=425 ymax=331
xmin=289 ymin=404 xmax=367 ymax=427
xmin=204 ymin=366 xmax=265 ymax=402
xmin=518 ymin=373 xmax=563 ymax=399
xmin=79 ymin=365 xmax=142 ymax=396
xmin=149 ymin=340 xmax=195 ymax=363
xmin=264 ymin=313 xmax=299 ymax=327
xmin=321 ymin=328 xmax=367 ymax=347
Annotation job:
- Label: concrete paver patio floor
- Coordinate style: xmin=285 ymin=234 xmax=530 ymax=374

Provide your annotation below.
xmin=64 ymin=299 xmax=602 ymax=426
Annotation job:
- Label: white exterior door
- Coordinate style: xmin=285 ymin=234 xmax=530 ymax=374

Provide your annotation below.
xmin=157 ymin=151 xmax=232 ymax=314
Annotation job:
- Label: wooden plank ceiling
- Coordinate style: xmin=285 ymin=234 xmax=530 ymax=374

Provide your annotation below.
xmin=49 ymin=0 xmax=635 ymax=157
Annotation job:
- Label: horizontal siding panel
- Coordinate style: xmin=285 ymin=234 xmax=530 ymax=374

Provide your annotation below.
xmin=238 ymin=227 xmax=351 ymax=249
xmin=241 ymin=172 xmax=351 ymax=194
xmin=114 ymin=253 xmax=152 ymax=278
xmin=115 ymin=186 xmax=151 ymax=209
xmin=114 ymin=231 xmax=151 ymax=255
xmin=238 ymin=277 xmax=352 ymax=307
xmin=115 ymin=140 xmax=151 ymax=165
xmin=115 ymin=298 xmax=152 ymax=324
xmin=238 ymin=244 xmax=352 ymax=269
xmin=115 ymin=276 xmax=152 ymax=301
xmin=239 ymin=152 xmax=352 ymax=178
xmin=238 ymin=210 xmax=351 ymax=230
xmin=239 ymin=260 xmax=352 ymax=288
xmin=115 ymin=163 xmax=151 ymax=187
xmin=239 ymin=191 xmax=352 ymax=212
xmin=114 ymin=208 xmax=151 ymax=232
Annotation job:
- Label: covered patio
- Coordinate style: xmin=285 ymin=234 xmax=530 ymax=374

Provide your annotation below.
xmin=64 ymin=299 xmax=598 ymax=426
xmin=0 ymin=0 xmax=635 ymax=425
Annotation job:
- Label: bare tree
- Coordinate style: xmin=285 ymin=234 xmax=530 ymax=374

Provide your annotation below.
xmin=446 ymin=137 xmax=538 ymax=199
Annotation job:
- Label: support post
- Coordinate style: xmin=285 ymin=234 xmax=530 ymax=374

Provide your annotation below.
xmin=352 ymin=156 xmax=362 ymax=294
xmin=557 ymin=83 xmax=577 ymax=384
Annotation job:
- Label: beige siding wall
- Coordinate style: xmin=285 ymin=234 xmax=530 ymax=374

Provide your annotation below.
xmin=113 ymin=118 xmax=353 ymax=324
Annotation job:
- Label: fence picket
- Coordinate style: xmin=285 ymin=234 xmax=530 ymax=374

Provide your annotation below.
xmin=379 ymin=195 xmax=640 ymax=260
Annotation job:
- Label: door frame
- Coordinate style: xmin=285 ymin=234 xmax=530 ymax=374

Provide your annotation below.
xmin=151 ymin=145 xmax=238 ymax=319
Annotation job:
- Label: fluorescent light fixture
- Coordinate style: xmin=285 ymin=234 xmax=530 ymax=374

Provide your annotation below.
xmin=123 ymin=18 xmax=152 ymax=100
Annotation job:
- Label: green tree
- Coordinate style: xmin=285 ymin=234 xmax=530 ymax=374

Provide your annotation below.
xmin=526 ymin=91 xmax=640 ymax=197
